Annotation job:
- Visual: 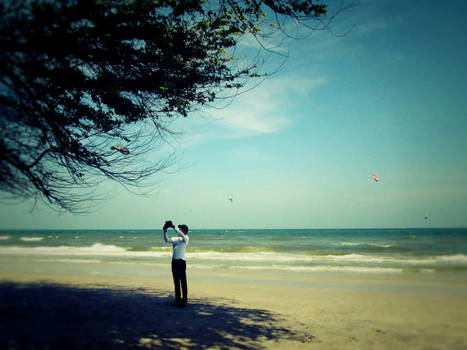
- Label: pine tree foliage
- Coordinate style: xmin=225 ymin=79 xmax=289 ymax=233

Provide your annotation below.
xmin=0 ymin=0 xmax=328 ymax=211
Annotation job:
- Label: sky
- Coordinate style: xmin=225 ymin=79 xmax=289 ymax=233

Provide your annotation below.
xmin=1 ymin=0 xmax=466 ymax=230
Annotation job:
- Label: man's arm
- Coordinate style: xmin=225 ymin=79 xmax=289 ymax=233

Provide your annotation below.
xmin=174 ymin=227 xmax=189 ymax=243
xmin=163 ymin=227 xmax=175 ymax=243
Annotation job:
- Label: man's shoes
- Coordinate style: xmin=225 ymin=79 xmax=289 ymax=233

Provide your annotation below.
xmin=169 ymin=299 xmax=187 ymax=308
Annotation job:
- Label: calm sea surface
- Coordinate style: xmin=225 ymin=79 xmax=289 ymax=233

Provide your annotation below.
xmin=0 ymin=228 xmax=466 ymax=276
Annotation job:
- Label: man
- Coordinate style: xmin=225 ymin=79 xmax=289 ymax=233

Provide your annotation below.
xmin=163 ymin=220 xmax=189 ymax=308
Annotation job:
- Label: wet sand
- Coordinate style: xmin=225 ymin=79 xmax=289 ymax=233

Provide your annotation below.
xmin=1 ymin=270 xmax=466 ymax=349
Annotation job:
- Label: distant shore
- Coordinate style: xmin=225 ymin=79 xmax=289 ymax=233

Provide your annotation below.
xmin=1 ymin=269 xmax=466 ymax=349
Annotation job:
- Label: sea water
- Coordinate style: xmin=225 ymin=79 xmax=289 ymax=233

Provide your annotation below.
xmin=0 ymin=228 xmax=466 ymax=278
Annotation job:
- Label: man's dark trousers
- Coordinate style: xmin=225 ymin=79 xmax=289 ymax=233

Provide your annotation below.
xmin=171 ymin=259 xmax=187 ymax=304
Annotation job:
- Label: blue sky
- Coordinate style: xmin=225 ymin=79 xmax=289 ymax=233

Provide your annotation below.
xmin=1 ymin=0 xmax=466 ymax=229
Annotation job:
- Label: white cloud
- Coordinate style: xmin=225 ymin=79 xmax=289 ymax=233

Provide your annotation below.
xmin=209 ymin=75 xmax=327 ymax=137
xmin=156 ymin=74 xmax=328 ymax=156
xmin=215 ymin=96 xmax=290 ymax=135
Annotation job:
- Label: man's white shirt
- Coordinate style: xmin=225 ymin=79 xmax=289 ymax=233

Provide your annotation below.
xmin=164 ymin=227 xmax=189 ymax=260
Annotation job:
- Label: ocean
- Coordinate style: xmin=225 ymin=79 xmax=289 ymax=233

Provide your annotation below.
xmin=0 ymin=228 xmax=466 ymax=278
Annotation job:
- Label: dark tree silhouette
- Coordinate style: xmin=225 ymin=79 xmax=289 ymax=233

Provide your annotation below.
xmin=0 ymin=0 xmax=330 ymax=212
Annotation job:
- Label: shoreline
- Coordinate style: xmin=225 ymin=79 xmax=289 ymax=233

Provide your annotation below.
xmin=1 ymin=270 xmax=467 ymax=349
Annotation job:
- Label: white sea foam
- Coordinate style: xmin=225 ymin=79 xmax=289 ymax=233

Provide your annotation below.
xmin=340 ymin=242 xmax=360 ymax=246
xmin=187 ymin=251 xmax=305 ymax=262
xmin=437 ymin=254 xmax=467 ymax=263
xmin=339 ymin=242 xmax=393 ymax=248
xmin=187 ymin=264 xmax=437 ymax=273
xmin=188 ymin=252 xmax=465 ymax=267
xmin=371 ymin=243 xmax=393 ymax=248
xmin=20 ymin=237 xmax=44 ymax=242
xmin=0 ymin=245 xmax=465 ymax=268
xmin=34 ymin=258 xmax=103 ymax=264
xmin=0 ymin=244 xmax=171 ymax=258
xmin=0 ymin=235 xmax=11 ymax=240
xmin=323 ymin=253 xmax=377 ymax=261
xmin=225 ymin=265 xmax=406 ymax=273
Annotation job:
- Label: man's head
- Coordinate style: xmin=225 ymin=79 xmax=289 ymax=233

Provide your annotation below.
xmin=178 ymin=224 xmax=189 ymax=234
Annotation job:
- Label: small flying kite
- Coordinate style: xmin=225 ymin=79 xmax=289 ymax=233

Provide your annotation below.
xmin=228 ymin=194 xmax=233 ymax=202
xmin=372 ymin=174 xmax=379 ymax=182
xmin=111 ymin=144 xmax=130 ymax=155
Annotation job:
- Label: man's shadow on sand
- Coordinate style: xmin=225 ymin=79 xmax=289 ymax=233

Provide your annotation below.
xmin=0 ymin=282 xmax=313 ymax=349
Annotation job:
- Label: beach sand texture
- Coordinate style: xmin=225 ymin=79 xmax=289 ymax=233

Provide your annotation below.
xmin=1 ymin=271 xmax=466 ymax=349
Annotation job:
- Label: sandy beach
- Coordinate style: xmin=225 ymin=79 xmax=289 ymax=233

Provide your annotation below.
xmin=1 ymin=269 xmax=466 ymax=349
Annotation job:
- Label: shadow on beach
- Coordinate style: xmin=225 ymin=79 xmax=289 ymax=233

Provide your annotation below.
xmin=0 ymin=281 xmax=311 ymax=349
